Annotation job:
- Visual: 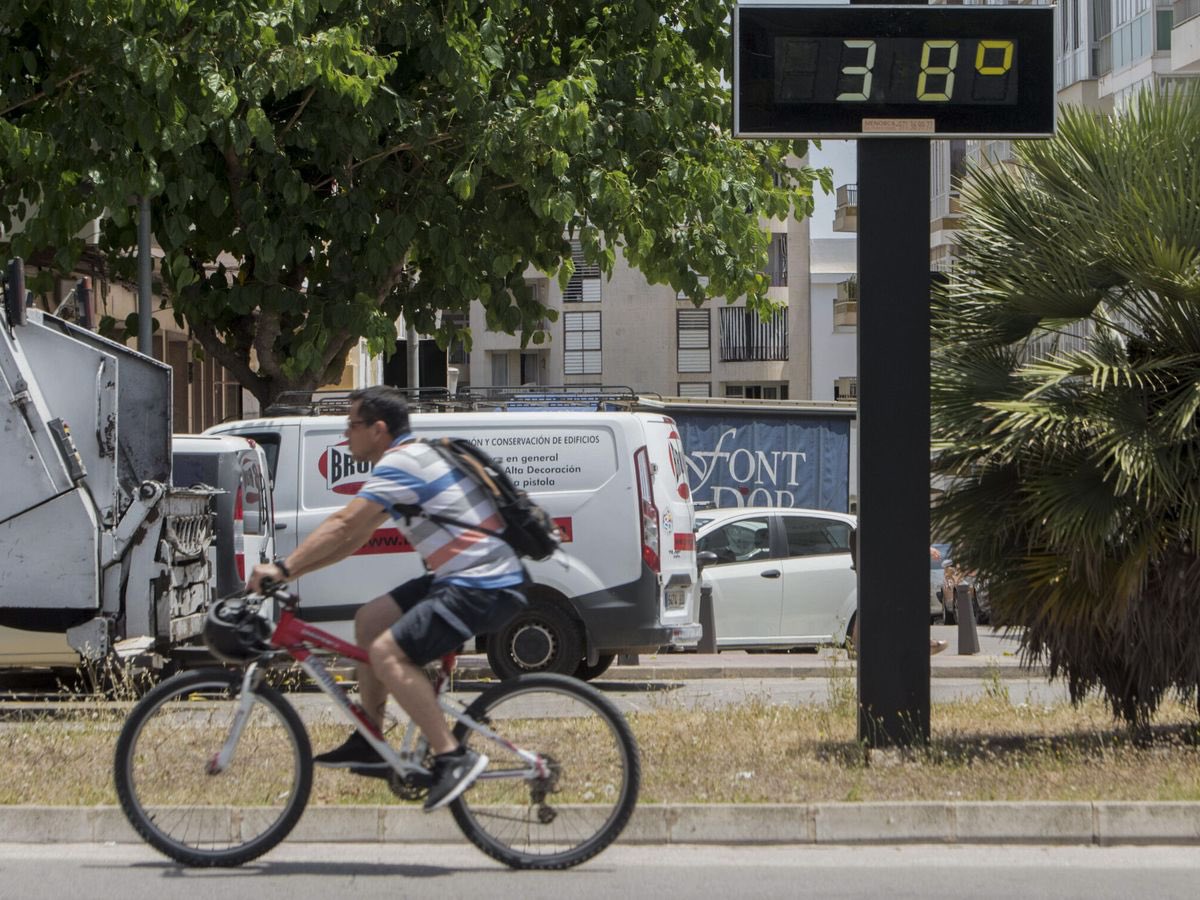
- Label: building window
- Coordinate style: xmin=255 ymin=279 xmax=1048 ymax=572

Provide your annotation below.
xmin=725 ymin=383 xmax=789 ymax=400
xmin=443 ymin=312 xmax=469 ymax=366
xmin=678 ymin=382 xmax=711 ymax=398
xmin=764 ymin=233 xmax=788 ymax=287
xmin=490 ymin=351 xmax=509 ymax=387
xmin=1156 ymin=9 xmax=1173 ymax=51
xmin=563 ymin=311 xmax=601 ymax=374
xmin=564 ymin=239 xmax=601 ymax=302
xmin=719 ymin=306 xmax=789 ymax=361
xmin=834 ymin=377 xmax=857 ymax=401
xmin=677 ymin=309 xmax=711 ymax=373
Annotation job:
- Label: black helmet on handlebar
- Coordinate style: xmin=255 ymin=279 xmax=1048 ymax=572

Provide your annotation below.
xmin=204 ymin=595 xmax=273 ymax=664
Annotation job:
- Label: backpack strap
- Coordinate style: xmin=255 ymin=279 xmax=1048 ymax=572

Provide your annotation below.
xmin=389 ymin=439 xmax=507 ymax=541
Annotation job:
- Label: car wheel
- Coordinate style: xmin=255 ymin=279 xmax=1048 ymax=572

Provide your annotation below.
xmin=486 ymin=600 xmax=584 ymax=680
xmin=573 ymin=653 xmax=616 ymax=681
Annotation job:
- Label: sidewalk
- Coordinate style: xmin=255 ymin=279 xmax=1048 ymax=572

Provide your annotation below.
xmin=455 ymin=626 xmax=1041 ymax=681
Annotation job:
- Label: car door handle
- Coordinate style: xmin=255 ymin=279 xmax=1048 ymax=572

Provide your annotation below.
xmin=275 ymin=523 xmax=287 ymax=530
xmin=760 ymin=569 xmax=781 ymax=579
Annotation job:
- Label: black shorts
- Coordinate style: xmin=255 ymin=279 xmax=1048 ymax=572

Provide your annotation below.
xmin=387 ymin=574 xmax=528 ymax=666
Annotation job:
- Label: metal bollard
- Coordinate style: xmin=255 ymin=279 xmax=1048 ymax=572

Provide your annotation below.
xmin=955 ymin=583 xmax=980 ymax=655
xmin=697 ymin=582 xmax=717 ymax=654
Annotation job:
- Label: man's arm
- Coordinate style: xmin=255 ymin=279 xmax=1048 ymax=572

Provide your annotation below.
xmin=249 ymin=498 xmax=390 ymax=591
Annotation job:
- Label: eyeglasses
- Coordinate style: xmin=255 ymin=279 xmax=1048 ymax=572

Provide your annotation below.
xmin=346 ymin=418 xmax=372 ymax=430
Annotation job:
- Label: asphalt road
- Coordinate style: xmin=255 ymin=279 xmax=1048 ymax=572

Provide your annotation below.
xmin=1 ymin=843 xmax=1196 ymax=900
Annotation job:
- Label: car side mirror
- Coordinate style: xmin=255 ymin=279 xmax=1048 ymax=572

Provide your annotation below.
xmin=697 ymin=550 xmax=719 ymax=572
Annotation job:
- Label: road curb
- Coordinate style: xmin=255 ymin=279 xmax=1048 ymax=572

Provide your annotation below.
xmin=452 ymin=663 xmax=1046 ymax=682
xmin=6 ymin=802 xmax=1199 ymax=846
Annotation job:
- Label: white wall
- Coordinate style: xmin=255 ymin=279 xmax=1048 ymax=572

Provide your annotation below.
xmin=808 ymin=238 xmax=857 ymax=402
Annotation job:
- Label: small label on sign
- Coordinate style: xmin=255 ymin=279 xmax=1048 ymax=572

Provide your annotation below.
xmin=862 ymin=118 xmax=936 ymax=133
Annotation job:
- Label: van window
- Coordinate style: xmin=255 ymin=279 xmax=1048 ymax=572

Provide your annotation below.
xmin=173 ymin=454 xmax=218 ymax=489
xmin=241 ymin=457 xmax=269 ymax=536
xmin=236 ymin=432 xmax=281 ymax=483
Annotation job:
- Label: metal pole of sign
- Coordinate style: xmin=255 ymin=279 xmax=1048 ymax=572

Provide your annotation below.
xmin=137 ymin=195 xmax=153 ymax=356
xmin=406 ymin=323 xmax=420 ymax=391
xmin=852 ymin=0 xmax=932 ymax=749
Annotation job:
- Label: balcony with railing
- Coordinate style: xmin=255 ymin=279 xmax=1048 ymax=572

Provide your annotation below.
xmin=719 ymin=307 xmax=788 ymax=362
xmin=834 ymin=279 xmax=857 ymax=329
xmin=1174 ymin=0 xmax=1200 ymax=72
xmin=833 ymin=183 xmax=857 ymax=233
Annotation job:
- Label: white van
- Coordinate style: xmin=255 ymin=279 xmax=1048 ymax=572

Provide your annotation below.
xmin=207 ymin=411 xmax=702 ymax=679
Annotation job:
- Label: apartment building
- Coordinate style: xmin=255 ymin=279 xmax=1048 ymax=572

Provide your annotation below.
xmin=459 ymin=209 xmax=814 ymax=401
xmin=929 ymin=0 xmax=1199 ymax=271
xmin=809 ymin=236 xmax=858 ymax=404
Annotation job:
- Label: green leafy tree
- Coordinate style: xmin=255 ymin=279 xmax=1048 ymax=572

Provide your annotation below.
xmin=1 ymin=0 xmax=825 ymax=407
xmin=932 ymin=87 xmax=1200 ymax=729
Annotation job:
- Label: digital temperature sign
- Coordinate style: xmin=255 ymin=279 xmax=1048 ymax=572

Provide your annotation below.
xmin=734 ymin=5 xmax=1055 ymax=138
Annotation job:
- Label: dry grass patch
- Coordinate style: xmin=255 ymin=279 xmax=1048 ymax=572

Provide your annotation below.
xmin=0 ymin=676 xmax=1198 ymax=806
xmin=630 ymin=693 xmax=1200 ymax=804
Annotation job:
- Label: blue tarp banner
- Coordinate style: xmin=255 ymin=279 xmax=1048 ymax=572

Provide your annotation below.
xmin=672 ymin=412 xmax=851 ymax=512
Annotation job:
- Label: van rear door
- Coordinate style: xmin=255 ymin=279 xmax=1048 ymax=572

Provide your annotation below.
xmin=641 ymin=415 xmax=700 ymax=641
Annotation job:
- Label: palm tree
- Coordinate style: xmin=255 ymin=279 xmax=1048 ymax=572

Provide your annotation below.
xmin=931 ymin=87 xmax=1200 ymax=730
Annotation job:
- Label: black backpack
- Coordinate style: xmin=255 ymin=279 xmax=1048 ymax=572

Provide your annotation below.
xmin=392 ymin=437 xmax=561 ymax=561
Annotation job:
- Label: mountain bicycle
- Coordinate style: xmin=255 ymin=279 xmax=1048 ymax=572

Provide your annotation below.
xmin=112 ymin=588 xmax=640 ymax=869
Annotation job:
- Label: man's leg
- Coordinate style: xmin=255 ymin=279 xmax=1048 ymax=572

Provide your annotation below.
xmin=311 ymin=593 xmax=405 ymax=768
xmin=353 ymin=594 xmax=405 ymax=728
xmin=368 ymin=630 xmax=456 ymax=755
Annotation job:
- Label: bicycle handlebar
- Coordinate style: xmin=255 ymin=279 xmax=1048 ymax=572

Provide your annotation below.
xmin=241 ymin=580 xmax=299 ymax=610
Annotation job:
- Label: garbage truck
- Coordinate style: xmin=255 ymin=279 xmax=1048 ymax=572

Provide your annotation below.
xmin=0 ymin=258 xmax=215 ymax=669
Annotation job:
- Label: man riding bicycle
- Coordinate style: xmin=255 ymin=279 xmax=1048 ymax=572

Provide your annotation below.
xmin=248 ymin=385 xmax=529 ymax=811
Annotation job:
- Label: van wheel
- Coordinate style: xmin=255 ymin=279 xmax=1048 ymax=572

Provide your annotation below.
xmin=573 ymin=653 xmax=616 ymax=682
xmin=486 ymin=601 xmax=583 ymax=680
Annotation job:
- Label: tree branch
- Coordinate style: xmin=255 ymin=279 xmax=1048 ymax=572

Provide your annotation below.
xmin=318 ymin=328 xmax=356 ymax=379
xmin=280 ymin=86 xmax=316 ymax=136
xmin=252 ymin=306 xmax=286 ymax=383
xmin=223 ymin=144 xmax=246 ymax=227
xmin=0 ymin=67 xmax=91 ymax=117
xmin=186 ymin=314 xmax=269 ymax=406
xmin=313 ymin=134 xmax=456 ymax=190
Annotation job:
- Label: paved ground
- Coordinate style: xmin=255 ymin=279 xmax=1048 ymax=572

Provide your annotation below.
xmin=4 ymin=843 xmax=1200 ymax=899
xmin=455 ymin=625 xmax=1031 ymax=681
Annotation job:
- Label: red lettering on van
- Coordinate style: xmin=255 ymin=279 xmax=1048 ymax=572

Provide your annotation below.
xmin=317 ymin=441 xmax=373 ymax=496
xmin=352 ymin=528 xmax=415 ymax=556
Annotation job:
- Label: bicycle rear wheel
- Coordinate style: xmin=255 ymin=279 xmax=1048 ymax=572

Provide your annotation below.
xmin=449 ymin=673 xmax=640 ymax=869
xmin=113 ymin=668 xmax=312 ymax=867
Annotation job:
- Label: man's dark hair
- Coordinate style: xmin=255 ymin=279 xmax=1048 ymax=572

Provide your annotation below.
xmin=349 ymin=386 xmax=410 ymax=438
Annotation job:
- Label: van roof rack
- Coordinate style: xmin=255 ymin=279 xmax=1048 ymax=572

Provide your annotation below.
xmin=262 ymin=386 xmax=652 ymax=416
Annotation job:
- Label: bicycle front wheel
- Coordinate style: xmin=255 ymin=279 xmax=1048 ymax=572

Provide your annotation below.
xmin=450 ymin=673 xmax=640 ymax=869
xmin=113 ymin=668 xmax=313 ymax=867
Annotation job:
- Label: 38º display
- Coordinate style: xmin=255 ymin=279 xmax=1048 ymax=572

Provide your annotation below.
xmin=734 ymin=5 xmax=1055 ymax=138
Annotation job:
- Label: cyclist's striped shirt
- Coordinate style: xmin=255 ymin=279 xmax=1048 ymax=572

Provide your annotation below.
xmin=357 ymin=436 xmax=525 ymax=589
